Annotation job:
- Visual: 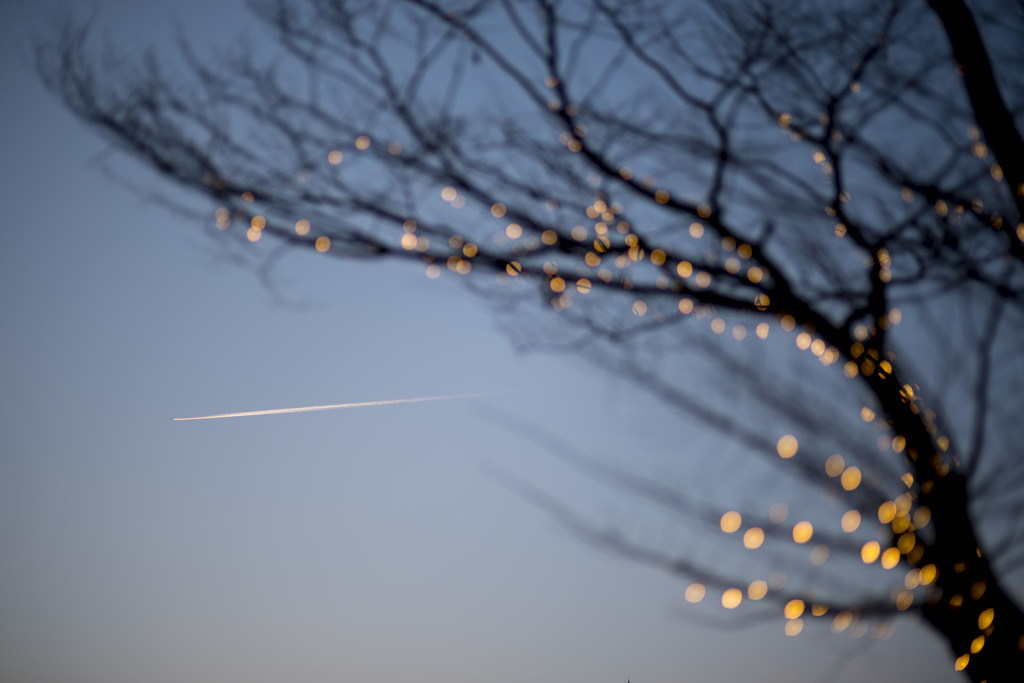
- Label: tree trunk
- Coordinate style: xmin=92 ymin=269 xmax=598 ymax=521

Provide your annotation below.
xmin=919 ymin=473 xmax=1024 ymax=682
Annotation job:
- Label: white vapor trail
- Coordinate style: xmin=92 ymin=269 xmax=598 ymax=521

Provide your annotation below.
xmin=173 ymin=393 xmax=492 ymax=421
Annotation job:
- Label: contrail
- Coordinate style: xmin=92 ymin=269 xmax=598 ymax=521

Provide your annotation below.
xmin=173 ymin=393 xmax=492 ymax=421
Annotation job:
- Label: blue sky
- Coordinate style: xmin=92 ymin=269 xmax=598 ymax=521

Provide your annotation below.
xmin=0 ymin=2 xmax=965 ymax=681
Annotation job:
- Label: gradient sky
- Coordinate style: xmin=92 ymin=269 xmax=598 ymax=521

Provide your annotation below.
xmin=0 ymin=2 xmax=966 ymax=682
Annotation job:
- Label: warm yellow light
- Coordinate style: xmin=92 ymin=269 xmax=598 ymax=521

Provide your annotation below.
xmin=632 ymin=300 xmax=648 ymax=316
xmin=355 ymin=135 xmax=370 ymax=149
xmin=792 ymin=521 xmax=813 ymax=544
xmin=756 ymin=322 xmax=769 ymax=339
xmin=246 ymin=227 xmax=261 ymax=243
xmin=722 ymin=588 xmax=743 ymax=609
xmin=784 ymin=599 xmax=805 ymax=619
xmin=676 ymin=261 xmax=693 ymax=278
xmin=831 ymin=611 xmax=852 ymax=633
xmin=541 ymin=230 xmax=558 ymax=245
xmin=685 ymin=583 xmax=705 ymax=603
xmin=748 ymin=580 xmax=768 ymax=600
xmin=401 ymin=233 xmax=418 ymax=250
xmin=881 ymin=547 xmax=901 ymax=569
xmin=840 ymin=467 xmax=862 ymax=491
xmin=743 ymin=527 xmax=764 ymax=549
xmin=971 ymin=635 xmax=985 ymax=653
xmin=777 ymin=435 xmax=798 ymax=459
xmin=979 ymin=608 xmax=994 ymax=630
xmin=785 ymin=619 xmax=804 ymax=636
xmin=878 ymin=501 xmax=897 ymax=524
xmin=689 ymin=223 xmax=704 ymax=238
xmin=825 ymin=454 xmax=845 ymax=477
xmin=295 ymin=219 xmax=311 ymax=235
xmin=550 ymin=277 xmax=566 ymax=293
xmin=841 ymin=510 xmax=861 ymax=532
xmin=678 ymin=298 xmax=694 ymax=314
xmin=576 ymin=278 xmax=591 ymax=294
xmin=315 ymin=236 xmax=331 ymax=252
xmin=491 ymin=203 xmax=507 ymax=218
xmin=954 ymin=654 xmax=969 ymax=671
xmin=861 ymin=541 xmax=880 ymax=563
xmin=720 ymin=511 xmax=742 ymax=533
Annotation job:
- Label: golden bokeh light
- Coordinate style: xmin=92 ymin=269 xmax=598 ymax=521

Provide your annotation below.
xmin=685 ymin=583 xmax=705 ymax=603
xmin=840 ymin=466 xmax=862 ymax=491
xmin=743 ymin=527 xmax=764 ymax=549
xmin=841 ymin=510 xmax=861 ymax=532
xmin=720 ymin=511 xmax=742 ymax=533
xmin=722 ymin=588 xmax=743 ymax=609
xmin=825 ymin=453 xmax=845 ymax=477
xmin=315 ymin=236 xmax=331 ymax=252
xmin=785 ymin=619 xmax=803 ymax=636
xmin=878 ymin=501 xmax=897 ymax=524
xmin=784 ymin=599 xmax=805 ymax=620
xmin=355 ymin=135 xmax=370 ymax=149
xmin=978 ymin=608 xmax=994 ymax=630
xmin=881 ymin=547 xmax=900 ymax=569
xmin=861 ymin=541 xmax=880 ymax=563
xmin=328 ymin=150 xmax=343 ymax=164
xmin=295 ymin=219 xmax=311 ymax=235
xmin=776 ymin=434 xmax=798 ymax=459
xmin=748 ymin=580 xmax=768 ymax=600
xmin=831 ymin=611 xmax=853 ymax=633
xmin=792 ymin=521 xmax=813 ymax=544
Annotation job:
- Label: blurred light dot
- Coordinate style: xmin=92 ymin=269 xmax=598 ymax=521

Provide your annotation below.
xmin=841 ymin=510 xmax=861 ymax=532
xmin=441 ymin=186 xmax=457 ymax=201
xmin=748 ymin=580 xmax=768 ymax=600
xmin=825 ymin=454 xmax=845 ymax=477
xmin=315 ymin=236 xmax=331 ymax=252
xmin=720 ymin=511 xmax=742 ymax=533
xmin=328 ymin=150 xmax=343 ymax=164
xmin=295 ymin=219 xmax=311 ymax=235
xmin=841 ymin=467 xmax=862 ymax=491
xmin=777 ymin=435 xmax=798 ymax=459
xmin=491 ymin=203 xmax=507 ymax=218
xmin=355 ymin=135 xmax=370 ymax=149
xmin=792 ymin=521 xmax=813 ymax=544
xmin=632 ymin=300 xmax=648 ymax=316
xmin=861 ymin=541 xmax=880 ymax=563
xmin=685 ymin=583 xmax=705 ymax=603
xmin=426 ymin=264 xmax=441 ymax=279
xmin=785 ymin=619 xmax=804 ymax=636
xmin=784 ymin=599 xmax=805 ymax=620
xmin=743 ymin=527 xmax=764 ymax=549
xmin=722 ymin=588 xmax=743 ymax=609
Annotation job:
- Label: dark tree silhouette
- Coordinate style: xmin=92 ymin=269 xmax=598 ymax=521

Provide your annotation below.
xmin=39 ymin=0 xmax=1024 ymax=679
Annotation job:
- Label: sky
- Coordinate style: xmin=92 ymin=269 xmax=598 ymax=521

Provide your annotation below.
xmin=0 ymin=2 xmax=967 ymax=682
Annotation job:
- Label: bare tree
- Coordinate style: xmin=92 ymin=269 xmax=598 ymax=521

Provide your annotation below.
xmin=39 ymin=0 xmax=1024 ymax=679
